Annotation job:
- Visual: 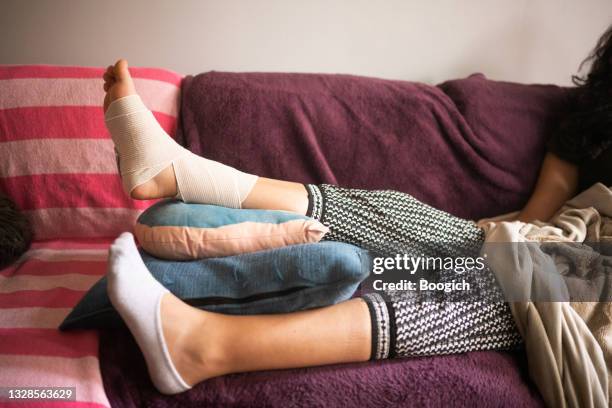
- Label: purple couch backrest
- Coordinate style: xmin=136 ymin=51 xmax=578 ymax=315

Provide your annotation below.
xmin=179 ymin=72 xmax=573 ymax=219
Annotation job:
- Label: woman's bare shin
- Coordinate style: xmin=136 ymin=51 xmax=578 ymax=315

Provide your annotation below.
xmin=181 ymin=298 xmax=372 ymax=385
xmin=241 ymin=177 xmax=309 ymax=215
xmin=222 ymin=299 xmax=371 ymax=374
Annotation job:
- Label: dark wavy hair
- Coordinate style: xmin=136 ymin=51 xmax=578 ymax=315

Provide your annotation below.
xmin=0 ymin=194 xmax=33 ymax=269
xmin=554 ymin=25 xmax=612 ymax=161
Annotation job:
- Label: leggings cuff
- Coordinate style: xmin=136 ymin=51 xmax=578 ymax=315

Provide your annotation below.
xmin=305 ymin=184 xmax=324 ymax=221
xmin=362 ymin=293 xmax=395 ymax=360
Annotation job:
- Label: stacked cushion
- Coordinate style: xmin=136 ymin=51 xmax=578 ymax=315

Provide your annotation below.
xmin=0 ymin=65 xmax=182 ymax=239
xmin=134 ymin=199 xmax=329 ymax=259
xmin=60 ymin=242 xmax=371 ymax=330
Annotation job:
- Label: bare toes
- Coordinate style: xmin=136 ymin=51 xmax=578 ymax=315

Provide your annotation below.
xmin=103 ymin=58 xmax=136 ymax=106
xmin=113 ymin=59 xmax=131 ymax=82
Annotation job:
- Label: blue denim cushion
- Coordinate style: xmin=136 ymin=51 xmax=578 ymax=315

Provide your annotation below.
xmin=60 ymin=241 xmax=371 ymax=330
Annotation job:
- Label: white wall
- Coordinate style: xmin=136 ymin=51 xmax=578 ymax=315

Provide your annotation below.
xmin=1 ymin=0 xmax=611 ymax=85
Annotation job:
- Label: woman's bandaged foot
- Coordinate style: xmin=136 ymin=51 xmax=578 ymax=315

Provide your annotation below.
xmin=104 ymin=95 xmax=257 ymax=208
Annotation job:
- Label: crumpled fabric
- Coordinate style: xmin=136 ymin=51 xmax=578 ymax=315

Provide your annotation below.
xmin=480 ymin=183 xmax=612 ymax=408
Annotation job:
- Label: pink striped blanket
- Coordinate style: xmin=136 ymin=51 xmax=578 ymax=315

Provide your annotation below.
xmin=1 ymin=240 xmax=112 ymax=407
xmin=0 ymin=65 xmax=182 ymax=407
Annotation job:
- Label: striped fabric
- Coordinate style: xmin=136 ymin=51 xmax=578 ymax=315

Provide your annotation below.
xmin=0 ymin=240 xmax=112 ymax=407
xmin=0 ymin=65 xmax=183 ymax=407
xmin=0 ymin=65 xmax=182 ymax=240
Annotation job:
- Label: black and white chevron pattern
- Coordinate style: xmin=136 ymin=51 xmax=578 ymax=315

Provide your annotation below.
xmin=306 ymin=184 xmax=522 ymax=359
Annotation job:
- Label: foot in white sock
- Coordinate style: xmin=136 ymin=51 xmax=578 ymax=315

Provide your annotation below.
xmin=106 ymin=232 xmax=193 ymax=394
xmin=102 ymin=59 xmax=258 ymax=208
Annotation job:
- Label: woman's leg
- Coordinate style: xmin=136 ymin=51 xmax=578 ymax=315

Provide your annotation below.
xmin=241 ymin=178 xmax=309 ymax=214
xmin=165 ymin=295 xmax=371 ymax=385
xmin=103 ymin=59 xmax=309 ymax=214
xmin=107 ymin=233 xmax=371 ymax=394
xmin=304 ymin=184 xmax=523 ymax=359
xmin=124 ymin=165 xmax=308 ymax=214
xmin=131 ymin=167 xmax=309 ymax=214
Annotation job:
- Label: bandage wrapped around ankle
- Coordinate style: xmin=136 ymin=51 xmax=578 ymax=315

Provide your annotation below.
xmin=105 ymin=95 xmax=258 ymax=208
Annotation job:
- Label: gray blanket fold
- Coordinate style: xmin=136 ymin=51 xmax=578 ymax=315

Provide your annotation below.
xmin=481 ymin=183 xmax=612 ymax=408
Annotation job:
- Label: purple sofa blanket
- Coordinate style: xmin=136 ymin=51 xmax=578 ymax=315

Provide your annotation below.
xmin=177 ymin=71 xmax=571 ymax=219
xmin=101 ymin=72 xmax=573 ymax=407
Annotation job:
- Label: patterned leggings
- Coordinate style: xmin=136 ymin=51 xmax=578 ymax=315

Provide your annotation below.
xmin=306 ymin=184 xmax=522 ymax=360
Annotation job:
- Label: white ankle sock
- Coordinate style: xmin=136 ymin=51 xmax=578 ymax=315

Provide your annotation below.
xmin=106 ymin=232 xmax=191 ymax=395
xmin=104 ymin=95 xmax=258 ymax=208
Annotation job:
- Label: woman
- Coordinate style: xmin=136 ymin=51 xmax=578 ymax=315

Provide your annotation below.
xmin=102 ymin=25 xmax=611 ymax=394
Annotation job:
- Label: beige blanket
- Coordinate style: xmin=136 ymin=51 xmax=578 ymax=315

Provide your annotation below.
xmin=479 ymin=183 xmax=612 ymax=408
